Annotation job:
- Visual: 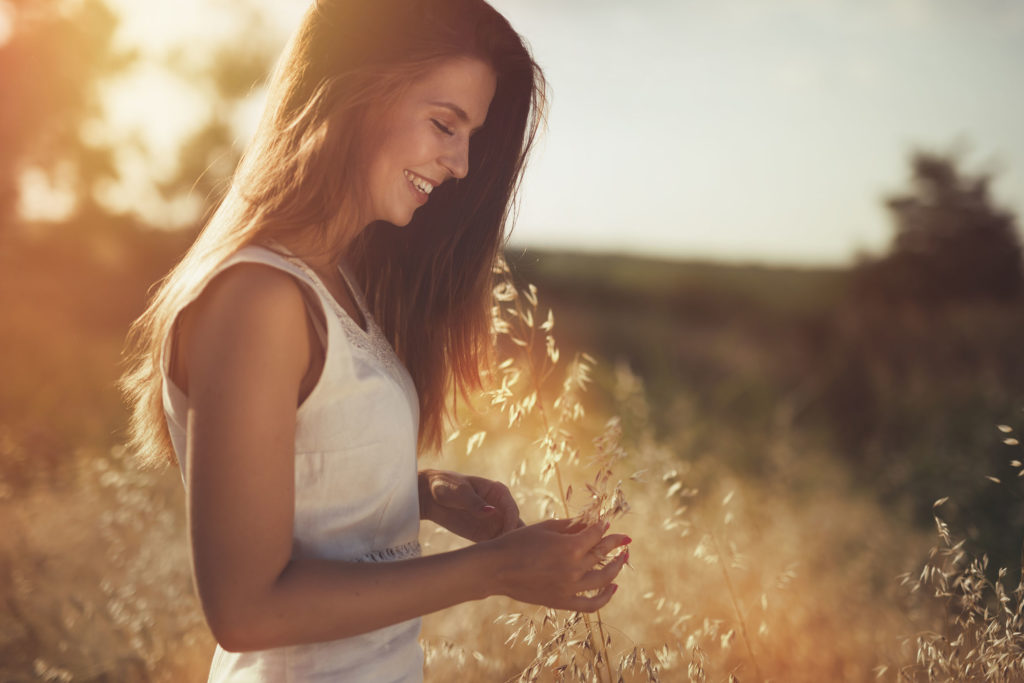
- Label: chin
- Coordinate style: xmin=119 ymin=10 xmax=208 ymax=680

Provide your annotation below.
xmin=388 ymin=208 xmax=419 ymax=228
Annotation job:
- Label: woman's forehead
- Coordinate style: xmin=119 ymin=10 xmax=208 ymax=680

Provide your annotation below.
xmin=403 ymin=58 xmax=496 ymax=127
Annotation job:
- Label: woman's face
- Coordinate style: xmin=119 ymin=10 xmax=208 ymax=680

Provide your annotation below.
xmin=364 ymin=57 xmax=497 ymax=227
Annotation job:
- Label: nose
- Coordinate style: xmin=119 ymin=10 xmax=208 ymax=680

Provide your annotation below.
xmin=441 ymin=137 xmax=470 ymax=181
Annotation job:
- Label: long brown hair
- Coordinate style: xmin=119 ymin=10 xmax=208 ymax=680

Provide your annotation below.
xmin=120 ymin=0 xmax=546 ymax=466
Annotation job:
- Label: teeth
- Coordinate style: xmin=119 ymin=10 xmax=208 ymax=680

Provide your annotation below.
xmin=404 ymin=170 xmax=433 ymax=195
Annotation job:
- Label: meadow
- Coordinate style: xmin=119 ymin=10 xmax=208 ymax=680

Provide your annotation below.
xmin=1 ymin=224 xmax=1022 ymax=681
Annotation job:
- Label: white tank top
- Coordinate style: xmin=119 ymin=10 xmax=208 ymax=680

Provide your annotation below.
xmin=161 ymin=244 xmax=424 ymax=682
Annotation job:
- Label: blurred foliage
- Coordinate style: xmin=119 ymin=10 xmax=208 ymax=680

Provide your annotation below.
xmin=156 ymin=3 xmax=277 ymax=206
xmin=0 ymin=0 xmax=135 ymax=226
xmin=831 ymin=150 xmax=1024 ymax=573
xmin=0 ymin=0 xmax=279 ymax=231
xmin=0 ymin=217 xmax=193 ymax=491
xmin=853 ymin=149 xmax=1023 ymax=305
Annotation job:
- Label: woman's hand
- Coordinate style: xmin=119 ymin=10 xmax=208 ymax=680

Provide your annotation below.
xmin=418 ymin=469 xmax=524 ymax=542
xmin=481 ymin=519 xmax=630 ymax=612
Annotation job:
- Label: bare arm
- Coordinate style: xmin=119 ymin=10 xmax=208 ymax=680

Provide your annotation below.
xmin=179 ymin=264 xmax=628 ymax=652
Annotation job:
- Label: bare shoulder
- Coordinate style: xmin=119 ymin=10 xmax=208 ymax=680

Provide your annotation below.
xmin=195 ymin=261 xmax=308 ymax=318
xmin=173 ymin=262 xmax=311 ymax=393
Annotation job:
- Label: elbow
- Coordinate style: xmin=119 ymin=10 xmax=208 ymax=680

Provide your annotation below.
xmin=205 ymin=611 xmax=258 ymax=653
xmin=202 ymin=600 xmax=277 ymax=653
xmin=209 ymin=625 xmax=253 ymax=654
xmin=195 ymin=564 xmax=295 ymax=651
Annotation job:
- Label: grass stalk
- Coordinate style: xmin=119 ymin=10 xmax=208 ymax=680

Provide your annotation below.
xmin=709 ymin=531 xmax=763 ymax=683
xmin=509 ymin=275 xmax=616 ymax=683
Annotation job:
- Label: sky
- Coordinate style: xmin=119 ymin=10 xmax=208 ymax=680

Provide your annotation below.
xmin=80 ymin=0 xmax=1024 ymax=265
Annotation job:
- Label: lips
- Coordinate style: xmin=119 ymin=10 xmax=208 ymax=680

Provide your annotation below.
xmin=403 ymin=170 xmax=436 ymax=205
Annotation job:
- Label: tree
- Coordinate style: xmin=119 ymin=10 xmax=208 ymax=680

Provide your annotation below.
xmin=0 ymin=0 xmax=281 ymax=233
xmin=0 ymin=0 xmax=134 ymax=230
xmin=156 ymin=11 xmax=278 ymax=213
xmin=854 ymin=149 xmax=1023 ymax=305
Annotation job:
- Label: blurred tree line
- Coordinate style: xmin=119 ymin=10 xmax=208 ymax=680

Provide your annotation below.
xmin=1 ymin=0 xmax=1022 ymax=573
xmin=831 ymin=150 xmax=1023 ymax=570
xmin=853 ymin=150 xmax=1022 ymax=305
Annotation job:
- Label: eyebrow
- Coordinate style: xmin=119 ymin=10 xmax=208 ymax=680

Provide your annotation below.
xmin=429 ymin=101 xmax=486 ymax=134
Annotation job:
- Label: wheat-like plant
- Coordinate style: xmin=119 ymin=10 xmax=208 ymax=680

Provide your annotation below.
xmin=891 ymin=425 xmax=1024 ymax=683
xmin=452 ymin=257 xmax=785 ymax=682
xmin=483 ymin=255 xmax=637 ymax=682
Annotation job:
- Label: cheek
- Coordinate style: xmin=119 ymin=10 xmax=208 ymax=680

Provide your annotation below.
xmin=369 ymin=140 xmax=402 ymax=190
xmin=392 ymin=121 xmax=435 ymax=164
xmin=365 ymin=114 xmax=431 ymax=193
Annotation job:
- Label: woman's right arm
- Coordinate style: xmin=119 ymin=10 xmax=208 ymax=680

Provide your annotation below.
xmin=178 ymin=264 xmax=627 ymax=653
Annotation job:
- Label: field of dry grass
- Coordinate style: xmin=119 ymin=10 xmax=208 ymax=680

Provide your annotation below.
xmin=1 ymin=229 xmax=1021 ymax=681
xmin=0 ymin=369 xmax=940 ymax=682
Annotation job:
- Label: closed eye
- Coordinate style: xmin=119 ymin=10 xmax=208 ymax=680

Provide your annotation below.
xmin=431 ymin=119 xmax=454 ymax=136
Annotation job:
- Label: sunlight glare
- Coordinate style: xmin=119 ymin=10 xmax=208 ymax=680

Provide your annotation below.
xmin=102 ymin=63 xmax=211 ymax=179
xmin=105 ymin=0 xmax=241 ymax=53
xmin=0 ymin=6 xmax=11 ymax=46
xmin=18 ymin=167 xmax=77 ymax=222
xmin=95 ymin=150 xmax=204 ymax=230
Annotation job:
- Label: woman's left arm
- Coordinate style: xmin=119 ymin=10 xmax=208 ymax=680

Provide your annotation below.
xmin=418 ymin=469 xmax=524 ymax=542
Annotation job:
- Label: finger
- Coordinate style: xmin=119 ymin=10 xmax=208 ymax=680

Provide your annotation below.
xmin=478 ymin=479 xmax=520 ymax=533
xmin=431 ymin=475 xmax=475 ymax=509
xmin=591 ymin=533 xmax=631 ymax=558
xmin=572 ymin=519 xmax=609 ymax=550
xmin=564 ymin=583 xmax=619 ymax=613
xmin=564 ymin=517 xmax=591 ymax=534
xmin=495 ymin=487 xmax=520 ymax=533
xmin=535 ymin=517 xmax=584 ymax=534
xmin=515 ymin=517 xmax=525 ymax=529
xmin=577 ymin=548 xmax=628 ymax=592
xmin=451 ymin=482 xmax=495 ymax=514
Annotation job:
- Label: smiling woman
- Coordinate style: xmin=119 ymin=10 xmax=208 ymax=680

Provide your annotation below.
xmin=117 ymin=0 xmax=628 ymax=681
xmin=365 ymin=57 xmax=496 ymax=227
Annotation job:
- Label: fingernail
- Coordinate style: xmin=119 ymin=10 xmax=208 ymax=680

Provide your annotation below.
xmin=623 ymin=549 xmax=630 ymax=563
xmin=611 ymin=583 xmax=619 ymax=594
xmin=481 ymin=505 xmax=496 ymax=512
xmin=603 ymin=521 xmax=611 ymax=532
xmin=620 ymin=536 xmax=632 ymax=546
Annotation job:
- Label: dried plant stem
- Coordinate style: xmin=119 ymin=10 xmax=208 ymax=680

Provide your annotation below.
xmin=709 ymin=531 xmax=763 ymax=682
xmin=490 ymin=265 xmax=628 ymax=683
xmin=516 ymin=295 xmax=616 ymax=683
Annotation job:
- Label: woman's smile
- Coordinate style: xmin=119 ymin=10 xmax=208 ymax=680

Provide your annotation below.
xmin=403 ymin=169 xmax=436 ymax=205
xmin=364 ymin=57 xmax=497 ymax=227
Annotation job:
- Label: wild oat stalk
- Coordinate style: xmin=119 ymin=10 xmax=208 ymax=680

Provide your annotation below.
xmin=707 ymin=530 xmax=763 ymax=682
xmin=687 ymin=489 xmax=763 ymax=683
xmin=481 ymin=255 xmax=638 ymax=683
xmin=893 ymin=423 xmax=1024 ymax=683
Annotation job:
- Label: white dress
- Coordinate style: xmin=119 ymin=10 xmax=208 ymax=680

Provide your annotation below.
xmin=161 ymin=245 xmax=425 ymax=682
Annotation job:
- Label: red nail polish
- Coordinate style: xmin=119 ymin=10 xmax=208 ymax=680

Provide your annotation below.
xmin=611 ymin=583 xmax=619 ymax=594
xmin=621 ymin=536 xmax=632 ymax=546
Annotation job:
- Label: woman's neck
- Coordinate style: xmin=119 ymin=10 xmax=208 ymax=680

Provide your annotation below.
xmin=268 ymin=216 xmax=368 ymax=273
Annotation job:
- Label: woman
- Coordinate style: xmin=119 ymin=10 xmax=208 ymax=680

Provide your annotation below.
xmin=120 ymin=0 xmax=628 ymax=679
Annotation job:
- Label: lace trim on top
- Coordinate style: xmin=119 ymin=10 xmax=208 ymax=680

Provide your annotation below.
xmin=357 ymin=540 xmax=422 ymax=563
xmin=285 ymin=255 xmax=411 ymax=393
